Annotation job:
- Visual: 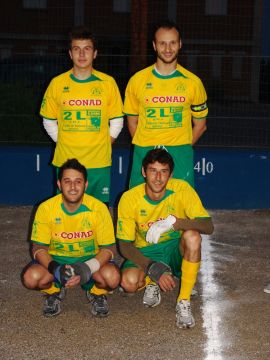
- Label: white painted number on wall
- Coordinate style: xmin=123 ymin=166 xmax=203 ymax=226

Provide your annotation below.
xmin=194 ymin=158 xmax=214 ymax=176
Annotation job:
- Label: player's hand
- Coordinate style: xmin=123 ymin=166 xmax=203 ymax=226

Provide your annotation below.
xmin=146 ymin=261 xmax=172 ymax=283
xmin=48 ymin=261 xmax=72 ymax=286
xmin=158 ymin=273 xmax=176 ymax=292
xmin=146 ymin=215 xmax=176 ymax=244
xmin=64 ymin=266 xmax=81 ymax=288
xmin=68 ymin=262 xmax=92 ymax=285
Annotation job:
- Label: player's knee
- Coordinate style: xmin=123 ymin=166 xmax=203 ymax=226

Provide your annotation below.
xmin=121 ymin=270 xmax=141 ymax=292
xmin=22 ymin=268 xmax=40 ymax=289
xmin=100 ymin=264 xmax=121 ymax=289
xmin=182 ymin=230 xmax=202 ymax=252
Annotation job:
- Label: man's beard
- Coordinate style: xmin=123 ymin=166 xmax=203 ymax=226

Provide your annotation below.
xmin=156 ymin=52 xmax=178 ymax=64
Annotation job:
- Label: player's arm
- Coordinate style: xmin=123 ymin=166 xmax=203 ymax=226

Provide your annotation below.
xmin=173 ymin=217 xmax=214 ymax=234
xmin=110 ymin=117 xmax=124 ymax=144
xmin=66 ymin=245 xmax=116 ymax=285
xmin=43 ymin=118 xmax=58 ymax=142
xmin=95 ymin=245 xmax=117 ymax=267
xmin=32 ymin=243 xmax=52 ymax=268
xmin=32 ymin=243 xmax=71 ymax=285
xmin=146 ymin=216 xmax=214 ymax=244
xmin=119 ymin=241 xmax=175 ymax=291
xmin=118 ymin=241 xmax=151 ymax=272
xmin=192 ymin=117 xmax=207 ymax=145
xmin=127 ymin=115 xmax=138 ymax=138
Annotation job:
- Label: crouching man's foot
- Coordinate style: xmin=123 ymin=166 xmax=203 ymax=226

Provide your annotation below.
xmin=143 ymin=284 xmax=161 ymax=308
xmin=175 ymin=299 xmax=195 ymax=329
xmin=43 ymin=287 xmax=66 ymax=317
xmin=86 ymin=292 xmax=109 ymax=317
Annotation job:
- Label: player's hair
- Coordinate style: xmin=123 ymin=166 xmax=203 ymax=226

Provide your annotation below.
xmin=58 ymin=159 xmax=87 ymax=182
xmin=152 ymin=19 xmax=181 ymax=42
xmin=68 ymin=26 xmax=97 ymax=49
xmin=142 ymin=149 xmax=174 ymax=174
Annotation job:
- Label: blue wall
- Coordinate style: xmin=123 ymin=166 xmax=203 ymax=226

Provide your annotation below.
xmin=0 ymin=145 xmax=269 ymax=209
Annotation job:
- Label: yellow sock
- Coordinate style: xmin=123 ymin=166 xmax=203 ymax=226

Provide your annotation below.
xmin=177 ymin=259 xmax=200 ymax=302
xmin=138 ymin=275 xmax=156 ymax=291
xmin=90 ymin=285 xmax=108 ymax=296
xmin=40 ymin=283 xmax=60 ymax=295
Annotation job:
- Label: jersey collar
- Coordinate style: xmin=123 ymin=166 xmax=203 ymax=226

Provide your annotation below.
xmin=144 ymin=189 xmax=174 ymax=205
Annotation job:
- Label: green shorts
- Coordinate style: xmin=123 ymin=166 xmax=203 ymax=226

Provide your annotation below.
xmin=121 ymin=238 xmax=182 ymax=278
xmin=129 ymin=144 xmax=194 ymax=188
xmin=56 ymin=166 xmax=111 ymax=203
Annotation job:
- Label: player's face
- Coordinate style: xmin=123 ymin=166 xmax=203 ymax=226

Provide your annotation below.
xmin=142 ymin=161 xmax=172 ymax=199
xmin=153 ymin=27 xmax=181 ymax=65
xmin=69 ymin=39 xmax=97 ymax=70
xmin=57 ymin=169 xmax=88 ymax=207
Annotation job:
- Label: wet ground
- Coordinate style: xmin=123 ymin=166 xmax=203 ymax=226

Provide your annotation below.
xmin=0 ymin=206 xmax=270 ymax=360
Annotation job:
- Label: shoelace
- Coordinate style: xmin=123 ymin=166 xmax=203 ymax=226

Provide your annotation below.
xmin=177 ymin=301 xmax=191 ymax=318
xmin=94 ymin=295 xmax=107 ymax=307
xmin=146 ymin=285 xmax=159 ymax=297
xmin=46 ymin=294 xmax=60 ymax=307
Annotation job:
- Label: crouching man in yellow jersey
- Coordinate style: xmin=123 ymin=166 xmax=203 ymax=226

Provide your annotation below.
xmin=116 ymin=149 xmax=214 ymax=329
xmin=22 ymin=159 xmax=120 ymax=317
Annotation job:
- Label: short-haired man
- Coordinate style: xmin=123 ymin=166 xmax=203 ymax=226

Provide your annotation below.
xmin=117 ymin=149 xmax=214 ymax=329
xmin=23 ymin=159 xmax=120 ymax=317
xmin=124 ymin=20 xmax=208 ymax=188
xmin=40 ymin=26 xmax=123 ymax=203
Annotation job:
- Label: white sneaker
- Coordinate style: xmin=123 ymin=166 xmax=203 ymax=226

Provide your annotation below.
xmin=191 ymin=287 xmax=198 ymax=297
xmin=143 ymin=284 xmax=161 ymax=307
xmin=175 ymin=300 xmax=195 ymax=329
xmin=263 ymin=283 xmax=270 ymax=293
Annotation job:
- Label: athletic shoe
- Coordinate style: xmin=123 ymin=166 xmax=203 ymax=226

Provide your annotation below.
xmin=86 ymin=292 xmax=109 ymax=317
xmin=263 ymin=283 xmax=270 ymax=293
xmin=143 ymin=284 xmax=161 ymax=307
xmin=191 ymin=287 xmax=198 ymax=297
xmin=43 ymin=287 xmax=66 ymax=317
xmin=175 ymin=299 xmax=195 ymax=329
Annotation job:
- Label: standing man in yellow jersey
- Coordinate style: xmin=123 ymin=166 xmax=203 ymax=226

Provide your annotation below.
xmin=22 ymin=159 xmax=120 ymax=317
xmin=40 ymin=26 xmax=123 ymax=203
xmin=124 ymin=20 xmax=208 ymax=188
xmin=117 ymin=149 xmax=214 ymax=329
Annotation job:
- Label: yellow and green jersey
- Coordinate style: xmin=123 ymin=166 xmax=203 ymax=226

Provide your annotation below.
xmin=31 ymin=193 xmax=115 ymax=263
xmin=40 ymin=69 xmax=123 ymax=168
xmin=123 ymin=64 xmax=208 ymax=146
xmin=117 ymin=178 xmax=210 ymax=248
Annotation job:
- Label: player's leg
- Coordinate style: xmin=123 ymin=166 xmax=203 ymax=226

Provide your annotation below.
xmin=22 ymin=262 xmax=65 ymax=317
xmin=23 ymin=262 xmax=53 ymax=290
xmin=85 ymin=263 xmax=120 ymax=317
xmin=85 ymin=166 xmax=111 ymax=203
xmin=175 ymin=230 xmax=202 ymax=329
xmin=167 ymin=145 xmax=194 ymax=187
xmin=121 ymin=267 xmax=145 ymax=293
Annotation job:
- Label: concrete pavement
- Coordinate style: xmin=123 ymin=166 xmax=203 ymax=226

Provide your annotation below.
xmin=0 ymin=207 xmax=270 ymax=360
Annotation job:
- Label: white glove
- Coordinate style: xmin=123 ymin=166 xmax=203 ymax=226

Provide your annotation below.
xmin=146 ymin=215 xmax=177 ymax=244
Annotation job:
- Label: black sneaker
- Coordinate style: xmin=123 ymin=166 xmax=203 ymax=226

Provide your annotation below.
xmin=86 ymin=292 xmax=109 ymax=317
xmin=43 ymin=288 xmax=66 ymax=317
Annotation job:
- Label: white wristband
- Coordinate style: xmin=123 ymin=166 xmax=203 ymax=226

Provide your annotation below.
xmin=85 ymin=258 xmax=100 ymax=274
